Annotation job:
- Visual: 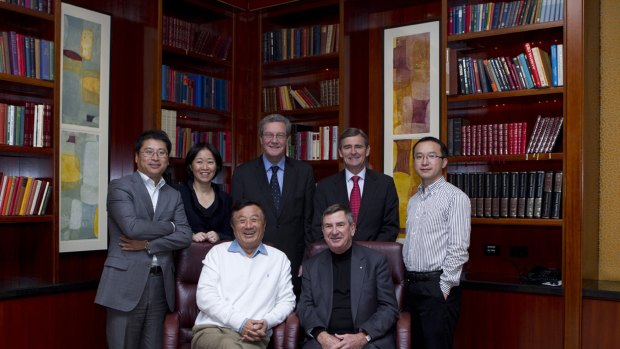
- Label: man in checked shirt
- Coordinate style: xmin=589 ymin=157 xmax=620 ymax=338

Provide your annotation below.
xmin=402 ymin=136 xmax=471 ymax=349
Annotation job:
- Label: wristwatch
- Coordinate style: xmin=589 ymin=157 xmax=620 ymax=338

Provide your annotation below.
xmin=360 ymin=330 xmax=371 ymax=342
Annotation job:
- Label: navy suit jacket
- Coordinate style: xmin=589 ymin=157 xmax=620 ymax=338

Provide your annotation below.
xmin=95 ymin=172 xmax=192 ymax=312
xmin=297 ymin=243 xmax=399 ymax=348
xmin=311 ymin=169 xmax=399 ymax=242
xmin=231 ymin=156 xmax=315 ymax=276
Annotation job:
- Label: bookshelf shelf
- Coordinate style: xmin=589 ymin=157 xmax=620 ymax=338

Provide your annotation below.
xmin=0 ymin=215 xmax=54 ymax=224
xmin=448 ymin=153 xmax=563 ymax=163
xmin=161 ymin=100 xmax=232 ymax=118
xmin=0 ymin=2 xmax=54 ymax=20
xmin=471 ymin=217 xmax=562 ymax=227
xmin=267 ymin=106 xmax=339 ymax=118
xmin=162 ymin=45 xmax=233 ymax=68
xmin=0 ymin=145 xmax=53 ymax=157
xmin=262 ymin=54 xmax=339 ymax=78
xmin=447 ymin=87 xmax=563 ymax=103
xmin=448 ymin=21 xmax=563 ymax=42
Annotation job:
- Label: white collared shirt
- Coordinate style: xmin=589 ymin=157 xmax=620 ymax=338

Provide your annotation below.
xmin=345 ymin=167 xmax=366 ymax=199
xmin=137 ymin=171 xmax=166 ymax=265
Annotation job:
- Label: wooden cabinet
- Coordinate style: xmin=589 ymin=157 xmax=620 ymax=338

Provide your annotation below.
xmin=157 ymin=0 xmax=236 ymax=187
xmin=0 ymin=1 xmax=59 ymax=287
xmin=258 ymin=0 xmax=342 ymax=180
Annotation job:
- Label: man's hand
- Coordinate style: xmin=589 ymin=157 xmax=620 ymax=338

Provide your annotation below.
xmin=119 ymin=234 xmax=147 ymax=251
xmin=333 ymin=333 xmax=368 ymax=349
xmin=192 ymin=231 xmax=220 ymax=243
xmin=316 ymin=332 xmax=342 ymax=349
xmin=241 ymin=319 xmax=267 ymax=342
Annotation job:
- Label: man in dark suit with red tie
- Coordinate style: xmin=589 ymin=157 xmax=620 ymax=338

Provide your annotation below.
xmin=310 ymin=128 xmax=399 ymax=243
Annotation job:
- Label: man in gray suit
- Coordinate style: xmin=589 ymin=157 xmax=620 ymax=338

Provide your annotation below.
xmin=95 ymin=130 xmax=192 ymax=349
xmin=310 ymin=128 xmax=399 ymax=243
xmin=232 ymin=114 xmax=315 ymax=295
xmin=297 ymin=204 xmax=399 ymax=349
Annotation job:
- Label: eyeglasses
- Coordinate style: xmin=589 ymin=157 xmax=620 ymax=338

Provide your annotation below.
xmin=262 ymin=132 xmax=287 ymax=141
xmin=414 ymin=153 xmax=445 ymax=161
xmin=140 ymin=148 xmax=168 ymax=158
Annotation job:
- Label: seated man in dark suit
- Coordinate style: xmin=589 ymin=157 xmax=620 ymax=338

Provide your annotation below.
xmin=310 ymin=128 xmax=399 ymax=243
xmin=297 ymin=204 xmax=399 ymax=349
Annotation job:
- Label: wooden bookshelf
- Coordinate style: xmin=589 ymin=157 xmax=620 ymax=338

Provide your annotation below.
xmin=0 ymin=0 xmax=59 ymax=287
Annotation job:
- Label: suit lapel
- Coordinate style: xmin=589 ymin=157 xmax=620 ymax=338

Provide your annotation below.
xmin=254 ymin=157 xmax=279 ymax=216
xmin=132 ymin=172 xmax=155 ymax=220
xmin=154 ymin=184 xmax=170 ymax=220
xmin=357 ymin=169 xmax=376 ymax=225
xmin=350 ymin=244 xmax=366 ymax=325
xmin=335 ymin=171 xmax=349 ymax=204
xmin=320 ymin=251 xmax=334 ymax=321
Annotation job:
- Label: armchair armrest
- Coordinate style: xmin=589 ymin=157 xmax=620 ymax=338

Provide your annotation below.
xmin=163 ymin=312 xmax=180 ymax=349
xmin=396 ymin=311 xmax=411 ymax=349
xmin=272 ymin=312 xmax=301 ymax=349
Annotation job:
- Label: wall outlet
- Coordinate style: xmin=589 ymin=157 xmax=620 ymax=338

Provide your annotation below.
xmin=484 ymin=244 xmax=501 ymax=256
xmin=510 ymin=246 xmax=528 ymax=258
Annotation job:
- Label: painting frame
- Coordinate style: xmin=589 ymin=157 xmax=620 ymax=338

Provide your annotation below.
xmin=59 ymin=3 xmax=110 ymax=252
xmin=383 ymin=21 xmax=440 ymax=233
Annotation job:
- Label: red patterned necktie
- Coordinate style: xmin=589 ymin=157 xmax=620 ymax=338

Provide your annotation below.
xmin=350 ymin=175 xmax=361 ymax=222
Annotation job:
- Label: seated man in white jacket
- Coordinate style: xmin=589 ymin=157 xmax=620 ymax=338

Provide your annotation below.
xmin=192 ymin=199 xmax=296 ymax=349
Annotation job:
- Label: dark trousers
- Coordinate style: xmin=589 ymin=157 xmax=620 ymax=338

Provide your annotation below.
xmin=106 ymin=271 xmax=167 ymax=349
xmin=405 ymin=274 xmax=461 ymax=349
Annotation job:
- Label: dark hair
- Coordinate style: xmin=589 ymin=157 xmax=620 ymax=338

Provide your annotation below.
xmin=322 ymin=203 xmax=355 ymax=226
xmin=184 ymin=142 xmax=223 ymax=180
xmin=231 ymin=199 xmax=265 ymax=223
xmin=413 ymin=136 xmax=449 ymax=158
xmin=258 ymin=114 xmax=292 ymax=137
xmin=134 ymin=130 xmax=172 ymax=154
xmin=338 ymin=128 xmax=369 ymax=148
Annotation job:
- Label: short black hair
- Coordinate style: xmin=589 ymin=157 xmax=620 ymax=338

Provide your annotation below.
xmin=231 ymin=199 xmax=265 ymax=224
xmin=413 ymin=136 xmax=448 ymax=158
xmin=134 ymin=130 xmax=172 ymax=154
xmin=184 ymin=142 xmax=223 ymax=180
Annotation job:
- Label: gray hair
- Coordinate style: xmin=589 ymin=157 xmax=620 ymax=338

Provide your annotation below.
xmin=258 ymin=114 xmax=292 ymax=137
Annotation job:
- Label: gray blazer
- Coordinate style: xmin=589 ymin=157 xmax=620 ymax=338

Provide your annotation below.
xmin=311 ymin=169 xmax=400 ymax=242
xmin=95 ymin=172 xmax=192 ymax=312
xmin=297 ymin=243 xmax=399 ymax=349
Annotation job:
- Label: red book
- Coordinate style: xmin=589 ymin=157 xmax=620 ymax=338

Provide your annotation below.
xmin=520 ymin=122 xmax=527 ymax=154
xmin=37 ymin=181 xmax=52 ymax=215
xmin=0 ymin=176 xmax=14 ymax=215
xmin=23 ymin=102 xmax=34 ymax=147
xmin=43 ymin=104 xmax=52 ymax=147
xmin=523 ymin=42 xmax=542 ymax=88
xmin=8 ymin=176 xmax=26 ymax=215
xmin=0 ymin=103 xmax=6 ymax=144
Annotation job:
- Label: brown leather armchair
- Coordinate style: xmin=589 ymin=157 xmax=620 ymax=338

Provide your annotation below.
xmin=303 ymin=241 xmax=411 ymax=349
xmin=162 ymin=241 xmax=299 ymax=349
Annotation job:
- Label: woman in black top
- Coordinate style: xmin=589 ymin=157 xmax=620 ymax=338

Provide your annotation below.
xmin=178 ymin=142 xmax=233 ymax=242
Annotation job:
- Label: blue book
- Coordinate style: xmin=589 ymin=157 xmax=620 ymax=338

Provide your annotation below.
xmin=39 ymin=39 xmax=50 ymax=80
xmin=517 ymin=53 xmax=535 ymax=89
xmin=550 ymin=44 xmax=558 ymax=86
xmin=491 ymin=3 xmax=502 ymax=29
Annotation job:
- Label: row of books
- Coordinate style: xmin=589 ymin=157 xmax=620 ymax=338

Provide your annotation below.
xmin=263 ymin=23 xmax=339 ymax=62
xmin=448 ymin=0 xmax=564 ymax=35
xmin=449 ymin=43 xmax=563 ymax=95
xmin=319 ymin=78 xmax=339 ymax=107
xmin=287 ymin=124 xmax=339 ymax=161
xmin=0 ymin=0 xmax=52 ymax=14
xmin=263 ymin=78 xmax=339 ymax=113
xmin=0 ymin=31 xmax=54 ymax=80
xmin=161 ymin=65 xmax=231 ymax=111
xmin=160 ymin=109 xmax=231 ymax=162
xmin=162 ymin=16 xmax=232 ymax=61
xmin=448 ymin=116 xmax=562 ymax=156
xmin=448 ymin=171 xmax=563 ymax=219
xmin=0 ymin=175 xmax=52 ymax=216
xmin=0 ymin=102 xmax=52 ymax=147
xmin=263 ymin=85 xmax=320 ymax=113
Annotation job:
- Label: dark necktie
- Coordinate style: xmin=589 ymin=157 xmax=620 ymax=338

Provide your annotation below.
xmin=350 ymin=175 xmax=361 ymax=222
xmin=270 ymin=166 xmax=281 ymax=212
